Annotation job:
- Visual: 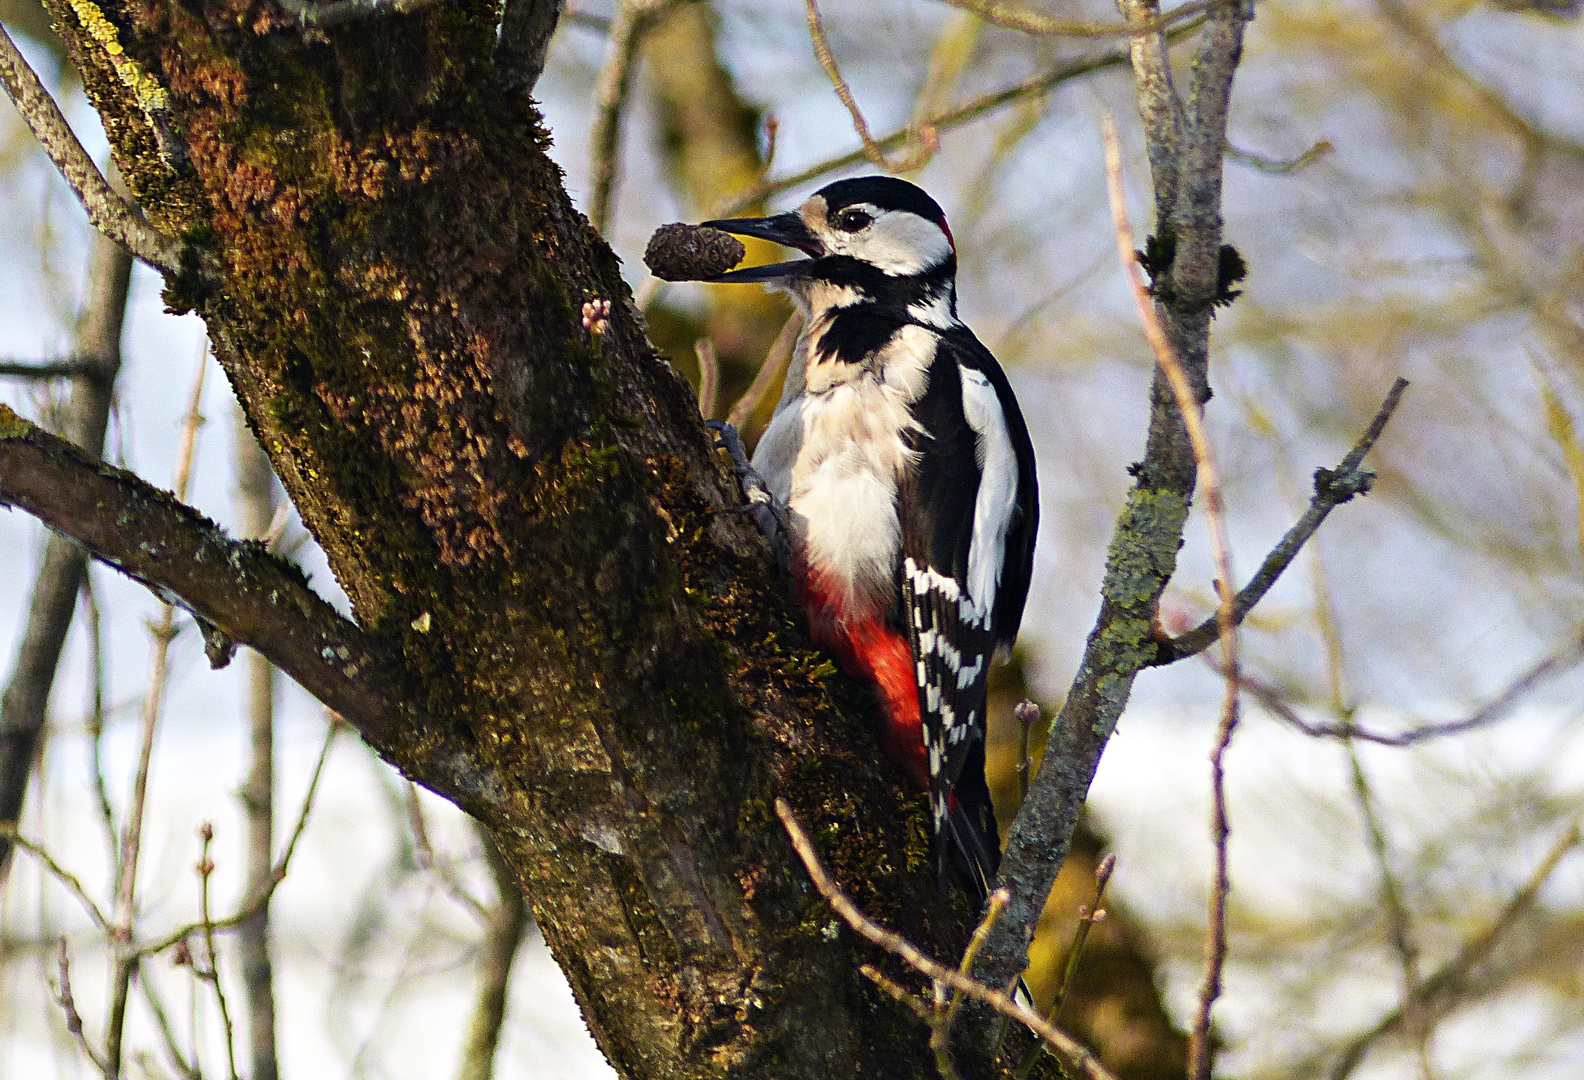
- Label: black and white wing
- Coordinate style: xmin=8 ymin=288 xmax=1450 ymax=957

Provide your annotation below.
xmin=900 ymin=326 xmax=1039 ymax=897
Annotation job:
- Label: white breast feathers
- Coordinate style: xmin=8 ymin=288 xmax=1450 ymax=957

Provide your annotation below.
xmin=751 ymin=323 xmax=941 ymax=620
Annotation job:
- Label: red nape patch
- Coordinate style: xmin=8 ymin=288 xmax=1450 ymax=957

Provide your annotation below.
xmin=937 ymin=216 xmax=955 ymax=252
xmin=799 ymin=568 xmax=928 ymax=793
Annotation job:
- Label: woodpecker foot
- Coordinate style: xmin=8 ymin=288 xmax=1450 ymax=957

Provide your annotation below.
xmin=707 ymin=420 xmax=792 ymax=569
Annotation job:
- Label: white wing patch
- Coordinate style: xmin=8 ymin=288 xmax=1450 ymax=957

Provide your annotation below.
xmin=957 ymin=365 xmax=1018 ymax=633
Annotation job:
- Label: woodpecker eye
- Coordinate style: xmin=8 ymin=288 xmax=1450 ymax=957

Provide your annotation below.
xmin=833 ymin=208 xmax=874 ymax=233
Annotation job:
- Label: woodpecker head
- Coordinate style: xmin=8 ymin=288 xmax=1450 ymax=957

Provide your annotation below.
xmin=703 ymin=177 xmax=958 ymax=321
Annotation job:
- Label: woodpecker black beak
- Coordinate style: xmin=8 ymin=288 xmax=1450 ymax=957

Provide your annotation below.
xmin=699 ymin=211 xmax=822 ymax=282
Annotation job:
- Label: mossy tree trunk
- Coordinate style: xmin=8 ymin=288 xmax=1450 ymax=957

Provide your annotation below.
xmin=34 ymin=2 xmax=995 ymax=1077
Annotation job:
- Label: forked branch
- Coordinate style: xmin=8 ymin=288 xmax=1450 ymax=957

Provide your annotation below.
xmin=776 ymin=800 xmax=1122 ymax=1080
xmin=1154 ymin=377 xmax=1409 ymax=665
xmin=0 ymin=406 xmax=405 ymax=745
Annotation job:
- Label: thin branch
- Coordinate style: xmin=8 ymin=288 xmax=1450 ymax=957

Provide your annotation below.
xmin=0 ymin=826 xmax=113 ymax=932
xmin=726 ymin=313 xmax=801 ymax=430
xmin=716 ymin=19 xmax=1207 ymax=219
xmin=941 ymin=0 xmax=1212 ymax=37
xmin=0 ymin=24 xmax=181 ymax=273
xmin=275 ymin=0 xmax=443 ymax=28
xmin=1154 ymin=377 xmax=1409 ymax=664
xmin=195 ymin=826 xmax=242 ymax=1080
xmin=1103 ymin=110 xmax=1240 ymax=1080
xmin=1014 ymin=699 xmax=1038 ymax=803
xmin=109 ymin=353 xmax=210 ymax=1080
xmin=137 ymin=968 xmax=199 ymax=1080
xmin=51 ymin=937 xmax=107 ymax=1071
xmin=82 ymin=573 xmax=119 ymax=867
xmin=775 ymin=800 xmax=1124 ymax=1080
xmin=405 ymin=781 xmax=491 ymax=922
xmin=133 ymin=721 xmax=337 ymax=961
xmin=1226 ymin=138 xmax=1333 ymax=174
xmin=804 ymin=0 xmax=938 ymax=173
xmin=587 ymin=0 xmax=682 ymax=233
xmin=1326 ymin=819 xmax=1583 ymax=1080
xmin=1014 ymin=853 xmax=1116 ymax=1080
xmin=0 ymin=406 xmax=406 ymax=747
xmin=931 ymin=889 xmax=1009 ymax=1078
xmin=1345 ymin=745 xmax=1439 ymax=1080
xmin=1235 ymin=640 xmax=1584 ymax=746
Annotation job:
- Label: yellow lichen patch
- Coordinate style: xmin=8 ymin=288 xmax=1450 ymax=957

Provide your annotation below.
xmin=64 ymin=0 xmax=171 ymax=116
xmin=0 ymin=404 xmax=38 ymax=439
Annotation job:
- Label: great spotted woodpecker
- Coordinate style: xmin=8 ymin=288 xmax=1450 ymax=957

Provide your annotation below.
xmin=704 ymin=177 xmax=1039 ymax=908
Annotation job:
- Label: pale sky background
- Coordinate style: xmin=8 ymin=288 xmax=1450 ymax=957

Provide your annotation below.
xmin=3 ymin=3 xmax=1584 ymax=1078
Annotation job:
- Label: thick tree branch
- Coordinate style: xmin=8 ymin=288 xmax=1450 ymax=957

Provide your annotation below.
xmin=1154 ymin=377 xmax=1408 ymax=664
xmin=275 ymin=0 xmax=443 ymax=28
xmin=0 ymin=24 xmax=181 ymax=273
xmin=0 ymin=406 xmax=405 ymax=746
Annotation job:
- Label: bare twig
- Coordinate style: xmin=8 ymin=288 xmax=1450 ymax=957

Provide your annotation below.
xmin=51 ymin=937 xmax=107 ymax=1070
xmin=1154 ymin=378 xmax=1410 ymax=664
xmin=1226 ymin=138 xmax=1333 ymax=174
xmin=194 ymin=825 xmax=241 ymax=1080
xmin=138 ymin=970 xmax=199 ymax=1080
xmin=0 ymin=826 xmax=112 ymax=932
xmin=1234 ymin=640 xmax=1584 ymax=746
xmin=1014 ymin=700 xmax=1038 ymax=803
xmin=930 ymin=889 xmax=1010 ymax=1078
xmin=943 ymin=0 xmax=1212 ymax=37
xmin=1014 ymin=853 xmax=1117 ymax=1080
xmin=587 ymin=0 xmax=682 ymax=233
xmin=695 ymin=339 xmax=720 ymax=421
xmin=726 ymin=313 xmax=801 ymax=430
xmin=716 ymin=20 xmax=1205 ymax=218
xmin=81 ymin=574 xmax=119 ymax=867
xmin=135 ymin=721 xmax=337 ymax=961
xmin=1326 ymin=820 xmax=1583 ymax=1080
xmin=108 ymin=352 xmax=210 ymax=1080
xmin=1102 ymin=109 xmax=1239 ymax=1080
xmin=1345 ymin=745 xmax=1439 ymax=1080
xmin=0 ymin=24 xmax=181 ymax=273
xmin=804 ymin=0 xmax=937 ymax=173
xmin=405 ymin=782 xmax=490 ymax=922
xmin=775 ymin=800 xmax=1124 ymax=1080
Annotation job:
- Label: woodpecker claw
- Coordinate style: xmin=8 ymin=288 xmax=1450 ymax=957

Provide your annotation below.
xmin=706 ymin=420 xmax=792 ymax=569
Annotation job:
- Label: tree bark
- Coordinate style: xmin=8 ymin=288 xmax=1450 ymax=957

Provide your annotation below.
xmin=28 ymin=2 xmax=976 ymax=1076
